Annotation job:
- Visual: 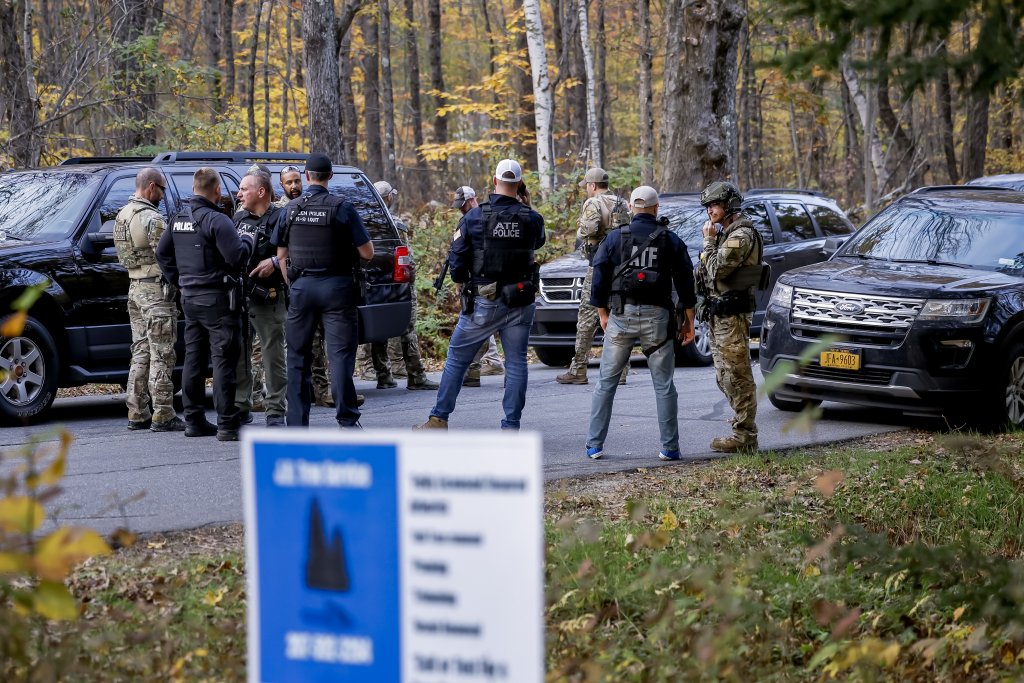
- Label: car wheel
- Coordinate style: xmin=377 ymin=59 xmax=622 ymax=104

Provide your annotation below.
xmin=0 ymin=315 xmax=59 ymax=425
xmin=533 ymin=346 xmax=574 ymax=367
xmin=676 ymin=320 xmax=714 ymax=367
xmin=768 ymin=392 xmax=822 ymax=413
xmin=1000 ymin=342 xmax=1024 ymax=429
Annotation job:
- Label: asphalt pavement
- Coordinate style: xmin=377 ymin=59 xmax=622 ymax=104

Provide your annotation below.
xmin=0 ymin=359 xmax=925 ymax=535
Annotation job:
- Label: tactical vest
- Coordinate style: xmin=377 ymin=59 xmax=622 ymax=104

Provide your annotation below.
xmin=472 ymin=202 xmax=536 ymax=283
xmin=113 ymin=198 xmax=160 ymax=275
xmin=170 ymin=202 xmax=224 ymax=281
xmin=715 ymin=220 xmax=767 ymax=295
xmin=286 ymin=192 xmax=357 ymax=275
xmin=236 ymin=208 xmax=284 ymax=288
xmin=596 ymin=194 xmax=631 ymax=236
xmin=611 ymin=226 xmax=671 ymax=306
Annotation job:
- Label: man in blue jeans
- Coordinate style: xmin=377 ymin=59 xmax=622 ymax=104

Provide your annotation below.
xmin=585 ymin=186 xmax=697 ymax=460
xmin=415 ymin=159 xmax=546 ymax=430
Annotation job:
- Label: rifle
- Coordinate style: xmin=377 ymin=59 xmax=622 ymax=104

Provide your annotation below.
xmin=433 ymin=260 xmax=450 ymax=294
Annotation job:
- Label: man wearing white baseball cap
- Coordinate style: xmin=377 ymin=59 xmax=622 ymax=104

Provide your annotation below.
xmin=415 ymin=159 xmax=546 ymax=429
xmin=584 ymin=185 xmax=697 ymax=461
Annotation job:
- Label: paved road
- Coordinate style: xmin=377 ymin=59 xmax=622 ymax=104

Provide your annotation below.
xmin=0 ymin=359 xmax=923 ymax=535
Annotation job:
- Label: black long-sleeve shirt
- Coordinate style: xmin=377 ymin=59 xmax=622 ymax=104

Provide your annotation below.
xmin=156 ymin=196 xmax=253 ymax=295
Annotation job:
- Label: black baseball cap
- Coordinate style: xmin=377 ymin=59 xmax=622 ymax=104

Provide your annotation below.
xmin=305 ymin=153 xmax=332 ymax=174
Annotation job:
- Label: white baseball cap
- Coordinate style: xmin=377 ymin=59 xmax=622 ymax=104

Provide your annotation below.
xmin=374 ymin=180 xmax=396 ymax=198
xmin=494 ymin=159 xmax=523 ymax=183
xmin=630 ymin=185 xmax=660 ymax=209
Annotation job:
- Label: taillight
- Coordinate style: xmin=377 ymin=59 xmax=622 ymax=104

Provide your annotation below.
xmin=394 ymin=245 xmax=412 ymax=283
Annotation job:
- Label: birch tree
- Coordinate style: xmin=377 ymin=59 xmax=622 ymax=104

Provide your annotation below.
xmin=522 ymin=0 xmax=555 ymax=193
xmin=577 ymin=0 xmax=601 ymax=168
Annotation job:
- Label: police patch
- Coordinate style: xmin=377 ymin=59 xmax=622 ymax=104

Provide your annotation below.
xmin=294 ymin=208 xmax=329 ymax=225
xmin=453 ymin=228 xmax=461 ymax=241
xmin=725 ymin=238 xmax=742 ymax=248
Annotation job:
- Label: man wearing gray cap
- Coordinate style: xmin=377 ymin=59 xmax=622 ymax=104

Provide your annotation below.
xmin=558 ymin=167 xmax=632 ymax=385
xmin=584 ymin=186 xmax=696 ymax=461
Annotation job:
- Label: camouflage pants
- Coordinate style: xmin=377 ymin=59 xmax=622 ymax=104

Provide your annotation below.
xmin=126 ymin=280 xmax=178 ymax=423
xmin=356 ymin=285 xmax=427 ymax=384
xmin=568 ymin=267 xmax=626 ymax=380
xmin=312 ymin=324 xmax=331 ymax=402
xmin=709 ymin=313 xmax=757 ymax=442
xmin=235 ymin=299 xmax=287 ymax=416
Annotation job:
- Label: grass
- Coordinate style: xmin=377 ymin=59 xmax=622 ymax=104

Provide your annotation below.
xmin=5 ymin=431 xmax=1024 ymax=681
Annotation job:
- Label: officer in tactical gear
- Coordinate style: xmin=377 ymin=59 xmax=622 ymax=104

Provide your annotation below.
xmin=156 ymin=168 xmax=255 ymax=441
xmin=415 ymin=159 xmax=545 ymax=430
xmin=585 ymin=186 xmax=696 ymax=461
xmin=558 ymin=167 xmax=632 ymax=386
xmin=275 ymin=153 xmax=374 ymax=428
xmin=697 ymin=181 xmax=764 ymax=453
xmin=114 ymin=168 xmax=186 ymax=433
xmin=233 ymin=169 xmax=287 ymax=428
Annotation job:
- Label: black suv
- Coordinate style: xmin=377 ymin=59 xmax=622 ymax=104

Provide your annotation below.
xmin=0 ymin=152 xmax=411 ymax=424
xmin=530 ymin=189 xmax=855 ymax=366
xmin=760 ymin=186 xmax=1024 ymax=428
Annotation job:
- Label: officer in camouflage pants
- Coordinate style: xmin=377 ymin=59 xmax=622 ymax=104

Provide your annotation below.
xmin=697 ymin=181 xmax=763 ymax=453
xmin=113 ymin=168 xmax=185 ymax=432
xmin=558 ymin=168 xmax=631 ymax=385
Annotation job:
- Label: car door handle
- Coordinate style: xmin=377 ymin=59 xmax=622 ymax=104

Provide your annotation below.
xmin=770 ymin=255 xmax=785 ymax=262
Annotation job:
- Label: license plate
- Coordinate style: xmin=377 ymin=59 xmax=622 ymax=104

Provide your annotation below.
xmin=820 ymin=349 xmax=861 ymax=371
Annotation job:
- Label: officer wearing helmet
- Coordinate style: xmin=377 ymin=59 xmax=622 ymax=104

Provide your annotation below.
xmin=697 ymin=181 xmax=764 ymax=453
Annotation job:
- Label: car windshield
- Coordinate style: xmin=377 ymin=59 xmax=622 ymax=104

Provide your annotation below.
xmin=840 ymin=202 xmax=1024 ymax=274
xmin=0 ymin=172 xmax=101 ymax=241
xmin=661 ymin=204 xmax=706 ymax=255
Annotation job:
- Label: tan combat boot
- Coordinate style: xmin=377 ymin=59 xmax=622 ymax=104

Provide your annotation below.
xmin=414 ymin=416 xmax=449 ymax=430
xmin=556 ymin=370 xmax=588 ymax=385
xmin=710 ymin=436 xmax=758 ymax=453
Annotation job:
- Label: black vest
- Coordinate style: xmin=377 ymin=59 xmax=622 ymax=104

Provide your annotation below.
xmin=471 ymin=202 xmax=536 ymax=284
xmin=236 ymin=207 xmax=284 ymax=287
xmin=286 ymin=192 xmax=357 ymax=275
xmin=170 ymin=202 xmax=226 ymax=283
xmin=611 ymin=226 xmax=671 ymax=306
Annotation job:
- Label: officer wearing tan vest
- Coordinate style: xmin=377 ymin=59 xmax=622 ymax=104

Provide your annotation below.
xmin=113 ymin=168 xmax=185 ymax=433
xmin=558 ymin=167 xmax=631 ymax=385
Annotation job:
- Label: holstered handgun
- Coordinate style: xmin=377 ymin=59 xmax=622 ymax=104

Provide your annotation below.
xmin=460 ymin=284 xmax=476 ymax=315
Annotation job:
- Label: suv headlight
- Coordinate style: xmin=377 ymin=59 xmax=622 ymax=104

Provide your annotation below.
xmin=918 ymin=298 xmax=991 ymax=323
xmin=769 ymin=282 xmax=793 ymax=309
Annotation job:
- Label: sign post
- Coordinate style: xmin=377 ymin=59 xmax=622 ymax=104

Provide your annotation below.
xmin=241 ymin=430 xmax=544 ymax=683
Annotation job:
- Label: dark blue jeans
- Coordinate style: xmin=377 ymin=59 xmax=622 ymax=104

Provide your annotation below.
xmin=181 ymin=291 xmax=243 ymax=430
xmin=285 ymin=275 xmax=360 ymax=427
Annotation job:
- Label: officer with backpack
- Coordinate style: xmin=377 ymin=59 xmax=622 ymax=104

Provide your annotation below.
xmin=585 ymin=186 xmax=696 ymax=461
xmin=558 ymin=167 xmax=632 ymax=385
xmin=415 ymin=159 xmax=546 ymax=430
xmin=696 ymin=181 xmax=766 ymax=453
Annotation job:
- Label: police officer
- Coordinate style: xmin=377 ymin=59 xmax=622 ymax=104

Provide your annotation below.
xmin=558 ymin=167 xmax=632 ymax=386
xmin=156 ymin=168 xmax=255 ymax=440
xmin=415 ymin=159 xmax=545 ymax=430
xmin=275 ymin=153 xmax=374 ymax=427
xmin=234 ymin=169 xmax=287 ymax=427
xmin=697 ymin=181 xmax=763 ymax=453
xmin=113 ymin=168 xmax=185 ymax=432
xmin=585 ymin=186 xmax=696 ymax=461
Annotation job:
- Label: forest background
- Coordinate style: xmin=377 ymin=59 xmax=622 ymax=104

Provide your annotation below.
xmin=0 ymin=0 xmax=1022 ymax=222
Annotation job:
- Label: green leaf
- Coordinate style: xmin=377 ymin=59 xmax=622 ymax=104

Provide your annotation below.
xmin=33 ymin=580 xmax=78 ymax=620
xmin=12 ymin=281 xmax=50 ymax=312
xmin=807 ymin=642 xmax=840 ymax=671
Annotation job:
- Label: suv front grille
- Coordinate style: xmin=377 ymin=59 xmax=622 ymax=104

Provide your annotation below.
xmin=540 ymin=276 xmax=585 ymax=304
xmin=800 ymin=364 xmax=894 ymax=386
xmin=791 ymin=288 xmax=924 ymax=347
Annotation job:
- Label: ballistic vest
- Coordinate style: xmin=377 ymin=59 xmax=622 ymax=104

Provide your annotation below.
xmin=169 ymin=201 xmax=225 ymax=285
xmin=285 ymin=191 xmax=357 ymax=275
xmin=611 ymin=224 xmax=671 ymax=307
xmin=113 ymin=196 xmax=162 ymax=279
xmin=235 ymin=206 xmax=284 ymax=288
xmin=471 ymin=202 xmax=536 ymax=284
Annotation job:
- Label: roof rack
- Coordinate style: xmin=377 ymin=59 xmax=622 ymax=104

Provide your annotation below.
xmin=59 ymin=156 xmax=153 ymax=166
xmin=746 ymin=188 xmax=825 ymax=197
xmin=152 ymin=151 xmax=313 ymax=164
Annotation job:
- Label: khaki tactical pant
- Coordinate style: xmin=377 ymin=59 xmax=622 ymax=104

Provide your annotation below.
xmin=235 ymin=298 xmax=287 ymax=416
xmin=126 ymin=280 xmax=178 ymax=424
xmin=709 ymin=313 xmax=757 ymax=443
xmin=356 ymin=282 xmax=429 ymax=385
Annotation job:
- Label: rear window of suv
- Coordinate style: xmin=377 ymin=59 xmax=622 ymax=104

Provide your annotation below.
xmin=0 ymin=172 xmax=101 ymax=241
xmin=277 ymin=173 xmax=396 ymax=242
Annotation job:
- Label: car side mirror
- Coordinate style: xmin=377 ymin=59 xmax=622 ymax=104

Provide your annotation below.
xmin=822 ymin=237 xmax=847 ymax=257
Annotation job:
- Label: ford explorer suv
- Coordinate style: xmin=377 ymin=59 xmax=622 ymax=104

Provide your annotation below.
xmin=760 ymin=186 xmax=1024 ymax=428
xmin=530 ymin=189 xmax=855 ymax=367
xmin=0 ymin=152 xmax=411 ymax=424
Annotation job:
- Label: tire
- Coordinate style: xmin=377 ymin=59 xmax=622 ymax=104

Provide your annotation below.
xmin=994 ymin=341 xmax=1024 ymax=431
xmin=676 ymin=320 xmax=714 ymax=367
xmin=0 ymin=315 xmax=60 ymax=425
xmin=533 ymin=346 xmax=574 ymax=368
xmin=768 ymin=391 xmax=822 ymax=413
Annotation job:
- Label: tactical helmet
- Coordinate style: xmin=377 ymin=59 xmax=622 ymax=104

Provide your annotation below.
xmin=700 ymin=181 xmax=743 ymax=214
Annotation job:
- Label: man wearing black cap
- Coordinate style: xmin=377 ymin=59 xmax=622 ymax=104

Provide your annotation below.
xmin=415 ymin=159 xmax=545 ymax=430
xmin=156 ymin=167 xmax=256 ymax=441
xmin=274 ymin=153 xmax=374 ymax=428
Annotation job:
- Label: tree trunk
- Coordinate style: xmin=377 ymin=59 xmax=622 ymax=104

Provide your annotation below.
xmin=738 ymin=9 xmax=753 ymax=189
xmin=936 ymin=60 xmax=958 ymax=184
xmin=522 ymin=0 xmax=556 ymax=193
xmin=263 ymin=0 xmax=274 ymax=151
xmin=840 ymin=77 xmax=862 ymax=208
xmin=404 ymin=0 xmax=425 ymax=161
xmin=962 ymin=90 xmax=989 ymax=181
xmin=426 ymin=0 xmax=447 ymax=169
xmin=202 ymin=0 xmax=223 ymax=114
xmin=223 ymin=0 xmax=235 ymax=99
xmin=282 ymin=0 xmax=292 ymax=150
xmin=338 ymin=30 xmax=358 ymax=163
xmin=512 ymin=0 xmax=537 ymax=164
xmin=301 ymin=0 xmax=344 ymax=161
xmin=113 ymin=0 xmax=160 ymax=151
xmin=638 ymin=0 xmax=654 ymax=185
xmin=0 ymin=0 xmax=38 ymax=167
xmin=379 ymin=0 xmax=398 ymax=180
xmin=840 ymin=52 xmax=887 ymax=206
xmin=567 ymin=10 xmax=587 ymax=159
xmin=595 ymin=0 xmax=608 ymax=159
xmin=247 ymin=0 xmax=264 ymax=150
xmin=659 ymin=0 xmax=745 ymax=191
xmin=577 ymin=0 xmax=601 ymax=167
xmin=361 ymin=12 xmax=383 ymax=179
